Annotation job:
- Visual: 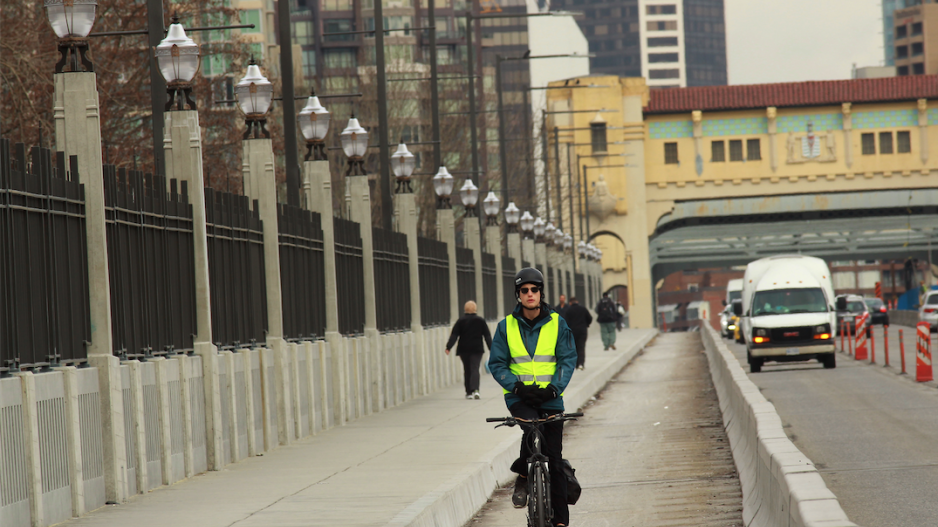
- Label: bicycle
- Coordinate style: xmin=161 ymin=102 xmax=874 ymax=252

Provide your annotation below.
xmin=486 ymin=412 xmax=583 ymax=527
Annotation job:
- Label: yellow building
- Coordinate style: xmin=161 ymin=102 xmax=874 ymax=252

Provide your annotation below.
xmin=546 ymin=74 xmax=938 ymax=328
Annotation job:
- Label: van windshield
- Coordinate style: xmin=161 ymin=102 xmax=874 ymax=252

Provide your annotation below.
xmin=728 ymin=290 xmax=742 ymax=302
xmin=752 ymin=288 xmax=828 ymax=316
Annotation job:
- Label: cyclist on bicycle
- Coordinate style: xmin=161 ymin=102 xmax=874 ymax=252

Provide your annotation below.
xmin=488 ymin=267 xmax=577 ymax=527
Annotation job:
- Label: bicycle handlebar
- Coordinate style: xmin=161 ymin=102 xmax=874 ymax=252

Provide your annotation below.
xmin=485 ymin=412 xmax=583 ymax=424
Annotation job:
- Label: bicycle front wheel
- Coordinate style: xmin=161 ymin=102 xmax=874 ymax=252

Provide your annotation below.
xmin=528 ymin=462 xmax=549 ymax=527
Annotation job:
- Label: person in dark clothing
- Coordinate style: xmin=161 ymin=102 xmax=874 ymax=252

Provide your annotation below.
xmin=562 ymin=298 xmax=592 ymax=370
xmin=555 ymin=294 xmax=568 ymax=318
xmin=446 ymin=300 xmax=493 ymax=399
xmin=596 ymin=293 xmax=618 ymax=350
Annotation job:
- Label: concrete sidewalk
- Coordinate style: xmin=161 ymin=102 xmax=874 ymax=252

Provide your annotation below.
xmin=63 ymin=326 xmax=656 ymax=527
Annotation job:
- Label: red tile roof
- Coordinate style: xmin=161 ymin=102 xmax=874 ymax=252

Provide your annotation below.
xmin=644 ymin=75 xmax=938 ymax=114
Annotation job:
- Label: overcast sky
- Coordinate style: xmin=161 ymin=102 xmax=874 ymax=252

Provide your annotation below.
xmin=724 ymin=0 xmax=884 ymax=86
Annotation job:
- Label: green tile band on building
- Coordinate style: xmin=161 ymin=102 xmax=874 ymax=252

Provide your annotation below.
xmin=648 ymin=120 xmax=693 ymax=139
xmin=777 ymin=113 xmax=843 ymax=133
xmin=853 ymin=109 xmax=918 ymax=130
xmin=701 ymin=117 xmax=768 ymax=137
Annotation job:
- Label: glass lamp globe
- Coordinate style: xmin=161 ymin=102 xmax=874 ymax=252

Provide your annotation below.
xmin=391 ymin=143 xmax=416 ymax=179
xmin=432 ymin=166 xmax=454 ymax=197
xmin=544 ymin=222 xmax=556 ymax=243
xmin=155 ymin=20 xmax=200 ymax=84
xmin=504 ymin=202 xmax=521 ymax=225
xmin=235 ymin=61 xmax=273 ymax=116
xmin=298 ymin=93 xmax=331 ymax=141
xmin=483 ymin=191 xmax=501 ymax=217
xmin=520 ymin=211 xmax=535 ymax=233
xmin=533 ymin=217 xmax=546 ymax=238
xmin=563 ymin=234 xmax=573 ymax=251
xmin=340 ymin=116 xmax=369 ymax=158
xmin=578 ymin=241 xmax=587 ymax=257
xmin=45 ymin=0 xmax=97 ymax=39
xmin=553 ymin=228 xmax=564 ymax=246
xmin=459 ymin=180 xmax=479 ymax=208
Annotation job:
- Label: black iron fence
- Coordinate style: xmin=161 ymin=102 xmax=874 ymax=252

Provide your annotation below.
xmin=1 ymin=140 xmax=90 ymax=372
xmin=279 ymin=204 xmax=326 ymax=340
xmin=205 ymin=188 xmax=267 ymax=349
xmin=502 ymin=255 xmax=517 ymax=315
xmin=417 ymin=236 xmax=450 ymax=327
xmin=105 ymin=165 xmax=196 ymax=359
xmin=575 ymin=272 xmax=585 ymax=302
xmin=334 ymin=217 xmax=365 ymax=335
xmin=456 ymin=246 xmax=475 ymax=311
xmin=481 ymin=252 xmax=498 ymax=320
xmin=373 ymin=226 xmax=411 ymax=332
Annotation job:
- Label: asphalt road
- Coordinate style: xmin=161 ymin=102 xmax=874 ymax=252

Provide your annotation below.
xmin=726 ymin=335 xmax=938 ymax=527
xmin=470 ymin=332 xmax=743 ymax=527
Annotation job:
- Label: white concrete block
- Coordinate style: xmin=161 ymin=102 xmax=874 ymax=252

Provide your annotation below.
xmin=1 ymin=376 xmax=31 ymax=527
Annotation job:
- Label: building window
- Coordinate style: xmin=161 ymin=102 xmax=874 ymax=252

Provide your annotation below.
xmin=591 ymin=123 xmax=608 ymax=153
xmin=912 ymin=22 xmax=923 ymax=36
xmin=649 ymin=68 xmax=680 ymax=79
xmin=879 ymin=132 xmax=894 ymax=154
xmin=647 ymin=20 xmax=678 ymax=31
xmin=324 ymin=19 xmax=354 ymax=42
xmin=240 ymin=9 xmax=262 ymax=33
xmin=664 ymin=142 xmax=679 ymax=164
xmin=711 ymin=140 xmax=725 ymax=162
xmin=648 ymin=37 xmax=679 ymax=47
xmin=323 ymin=48 xmax=357 ymax=68
xmin=729 ymin=139 xmax=743 ymax=161
xmin=898 ymin=65 xmax=910 ymax=76
xmin=912 ymin=42 xmax=924 ymax=56
xmin=913 ymin=62 xmax=925 ymax=74
xmin=897 ymin=131 xmax=911 ymax=153
xmin=896 ymin=45 xmax=909 ymax=59
xmin=861 ymin=133 xmax=876 ymax=155
xmin=646 ymin=4 xmax=677 ymax=15
xmin=896 ymin=24 xmax=907 ymax=39
xmin=322 ymin=0 xmax=353 ymax=10
xmin=301 ymin=49 xmax=316 ymax=78
xmin=746 ymin=139 xmax=761 ymax=161
xmin=648 ymin=52 xmax=679 ymax=63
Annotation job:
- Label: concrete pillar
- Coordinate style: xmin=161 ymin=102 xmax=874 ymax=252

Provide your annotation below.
xmin=394 ymin=192 xmax=427 ymax=394
xmin=53 ymin=70 xmax=126 ymax=503
xmin=521 ymin=237 xmax=535 ymax=267
xmin=622 ymin=92 xmax=653 ymax=329
xmin=437 ymin=208 xmax=459 ymax=323
xmin=162 ymin=109 xmax=225 ymax=470
xmin=464 ymin=217 xmax=484 ymax=318
xmin=534 ymin=242 xmax=547 ymax=289
xmin=242 ymin=137 xmax=294 ymax=443
xmin=507 ymin=232 xmax=522 ymax=263
xmin=347 ymin=175 xmax=379 ymax=410
xmin=486 ymin=225 xmax=504 ymax=318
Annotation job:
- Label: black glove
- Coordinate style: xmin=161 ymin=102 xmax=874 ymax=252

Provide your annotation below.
xmin=514 ymin=382 xmax=540 ymax=406
xmin=535 ymin=385 xmax=559 ymax=404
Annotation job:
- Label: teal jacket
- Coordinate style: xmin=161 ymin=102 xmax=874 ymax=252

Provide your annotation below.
xmin=488 ymin=303 xmax=577 ymax=412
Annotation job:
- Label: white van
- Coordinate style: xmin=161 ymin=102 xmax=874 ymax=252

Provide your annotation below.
xmin=734 ymin=255 xmax=837 ymax=372
xmin=725 ymin=278 xmax=743 ymax=305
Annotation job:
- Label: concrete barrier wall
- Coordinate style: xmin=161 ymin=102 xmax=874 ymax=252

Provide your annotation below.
xmin=0 ymin=328 xmax=462 ymax=527
xmin=887 ymin=309 xmax=918 ymax=328
xmin=700 ymin=323 xmax=857 ymax=527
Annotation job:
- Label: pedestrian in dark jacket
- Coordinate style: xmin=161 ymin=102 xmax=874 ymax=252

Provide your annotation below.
xmin=596 ymin=293 xmax=618 ymax=350
xmin=446 ymin=301 xmax=493 ymax=399
xmin=555 ymin=294 xmax=568 ymax=318
xmin=563 ymin=298 xmax=592 ymax=369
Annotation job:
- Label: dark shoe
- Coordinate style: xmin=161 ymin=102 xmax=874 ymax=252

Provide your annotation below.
xmin=611 ymin=344 xmax=616 ymax=350
xmin=512 ymin=476 xmax=528 ymax=508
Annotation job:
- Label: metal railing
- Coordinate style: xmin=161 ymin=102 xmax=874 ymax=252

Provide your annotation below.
xmin=1 ymin=139 xmax=90 ymax=372
xmin=279 ymin=204 xmax=326 ymax=340
xmin=373 ymin=226 xmax=411 ymax=332
xmin=482 ymin=252 xmax=498 ymax=320
xmin=205 ymin=188 xmax=267 ymax=349
xmin=502 ymin=255 xmax=517 ymax=315
xmin=417 ymin=236 xmax=450 ymax=327
xmin=334 ymin=217 xmax=365 ymax=335
xmin=456 ymin=246 xmax=476 ymax=312
xmin=105 ymin=165 xmax=196 ymax=359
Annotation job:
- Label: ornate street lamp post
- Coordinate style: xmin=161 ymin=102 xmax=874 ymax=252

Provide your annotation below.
xmin=459 ymin=180 xmax=479 ymax=216
xmin=432 ymin=166 xmax=455 ymax=209
xmin=391 ymin=143 xmax=416 ymax=193
xmin=235 ymin=59 xmax=273 ymax=139
xmin=298 ymin=89 xmax=331 ymax=161
xmin=45 ymin=0 xmax=97 ymax=72
xmin=504 ymin=203 xmax=521 ymax=233
xmin=340 ymin=114 xmax=369 ymax=177
xmin=155 ymin=16 xmax=201 ymax=111
xmin=483 ymin=191 xmax=501 ymax=226
xmin=520 ymin=211 xmax=535 ymax=238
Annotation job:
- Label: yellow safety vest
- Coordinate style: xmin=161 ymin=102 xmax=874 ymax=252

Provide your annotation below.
xmin=503 ymin=313 xmax=561 ymax=394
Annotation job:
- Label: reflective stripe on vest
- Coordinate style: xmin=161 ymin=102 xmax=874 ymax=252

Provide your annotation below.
xmin=503 ymin=313 xmax=560 ymax=394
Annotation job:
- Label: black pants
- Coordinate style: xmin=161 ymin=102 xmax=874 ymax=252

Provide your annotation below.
xmin=460 ymin=353 xmax=482 ymax=394
xmin=509 ymin=402 xmax=569 ymax=526
xmin=572 ymin=330 xmax=587 ymax=368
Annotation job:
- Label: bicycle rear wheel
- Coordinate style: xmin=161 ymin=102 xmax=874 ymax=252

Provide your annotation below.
xmin=528 ymin=462 xmax=549 ymax=527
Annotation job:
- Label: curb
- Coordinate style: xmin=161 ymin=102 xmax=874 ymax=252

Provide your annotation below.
xmin=700 ymin=323 xmax=858 ymax=527
xmin=383 ymin=329 xmax=658 ymax=527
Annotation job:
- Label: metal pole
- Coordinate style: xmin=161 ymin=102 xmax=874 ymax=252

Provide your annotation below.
xmin=375 ymin=0 xmax=392 ymax=229
xmin=465 ymin=11 xmax=480 ymax=217
xmin=428 ymin=0 xmax=441 ymax=170
xmin=542 ymin=112 xmax=550 ymax=222
xmin=278 ymin=0 xmax=300 ymax=207
xmin=147 ymin=0 xmax=165 ymax=173
xmin=583 ymin=164 xmax=590 ymax=239
xmin=553 ymin=126 xmax=562 ymax=231
xmin=496 ymin=56 xmax=509 ymax=205
xmin=522 ymin=88 xmax=533 ymax=210
xmin=566 ymin=143 xmax=575 ymax=246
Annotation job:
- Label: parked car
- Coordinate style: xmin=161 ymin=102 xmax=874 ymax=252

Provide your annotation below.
xmin=920 ymin=290 xmax=938 ymax=330
xmin=863 ymin=297 xmax=889 ymax=325
xmin=835 ymin=294 xmax=869 ymax=334
xmin=720 ymin=305 xmax=734 ymax=337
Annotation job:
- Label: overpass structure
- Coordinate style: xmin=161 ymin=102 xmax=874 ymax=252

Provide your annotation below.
xmin=546 ymin=75 xmax=938 ymax=327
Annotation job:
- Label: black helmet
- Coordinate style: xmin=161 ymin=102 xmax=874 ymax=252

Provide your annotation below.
xmin=514 ymin=267 xmax=544 ymax=291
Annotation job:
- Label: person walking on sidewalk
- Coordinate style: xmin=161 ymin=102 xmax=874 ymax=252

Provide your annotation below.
xmin=489 ymin=268 xmax=577 ymax=527
xmin=563 ymin=297 xmax=592 ymax=370
xmin=596 ymin=293 xmax=618 ymax=350
xmin=555 ymin=294 xmax=568 ymax=318
xmin=446 ymin=300 xmax=493 ymax=399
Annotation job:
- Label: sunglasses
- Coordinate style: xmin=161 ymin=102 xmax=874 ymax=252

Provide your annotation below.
xmin=519 ymin=286 xmax=540 ymax=295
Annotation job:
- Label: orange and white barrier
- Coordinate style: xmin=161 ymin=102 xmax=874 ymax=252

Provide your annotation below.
xmin=916 ymin=321 xmax=933 ymax=383
xmin=854 ymin=313 xmax=869 ymax=361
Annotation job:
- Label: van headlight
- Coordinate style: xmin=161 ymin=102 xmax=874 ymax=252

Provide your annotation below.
xmin=814 ymin=324 xmax=830 ymax=334
xmin=755 ymin=329 xmax=767 ymax=337
xmin=753 ymin=328 xmax=769 ymax=344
